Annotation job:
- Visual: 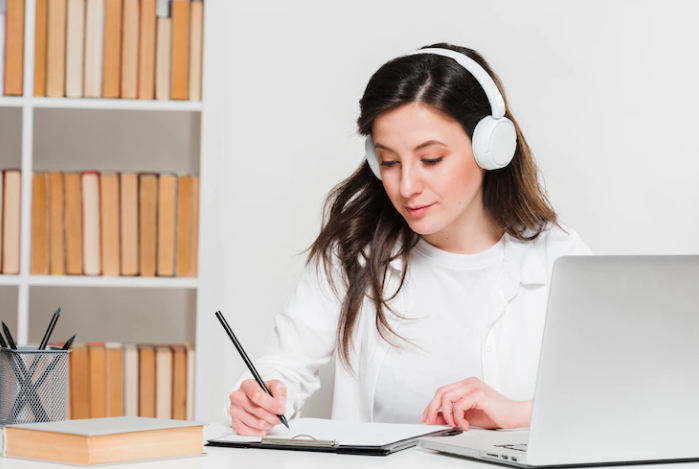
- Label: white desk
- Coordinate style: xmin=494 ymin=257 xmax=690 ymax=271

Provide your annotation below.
xmin=2 ymin=424 xmax=699 ymax=469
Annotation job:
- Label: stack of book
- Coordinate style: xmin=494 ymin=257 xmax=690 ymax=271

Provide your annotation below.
xmin=0 ymin=170 xmax=21 ymax=274
xmin=31 ymin=171 xmax=200 ymax=277
xmin=66 ymin=342 xmax=196 ymax=420
xmin=0 ymin=0 xmax=204 ymax=100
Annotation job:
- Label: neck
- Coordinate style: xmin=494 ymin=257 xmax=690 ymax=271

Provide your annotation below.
xmin=421 ymin=193 xmax=503 ymax=254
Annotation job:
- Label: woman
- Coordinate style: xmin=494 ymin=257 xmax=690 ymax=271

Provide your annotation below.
xmin=227 ymin=43 xmax=592 ymax=436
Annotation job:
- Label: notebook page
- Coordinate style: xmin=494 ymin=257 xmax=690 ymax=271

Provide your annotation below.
xmin=214 ymin=418 xmax=449 ymax=447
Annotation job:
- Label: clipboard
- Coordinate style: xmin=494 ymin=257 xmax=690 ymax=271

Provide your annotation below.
xmin=206 ymin=427 xmax=462 ymax=456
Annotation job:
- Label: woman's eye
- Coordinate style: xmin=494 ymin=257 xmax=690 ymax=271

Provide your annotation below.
xmin=380 ymin=161 xmax=398 ymax=167
xmin=423 ymin=157 xmax=444 ymax=165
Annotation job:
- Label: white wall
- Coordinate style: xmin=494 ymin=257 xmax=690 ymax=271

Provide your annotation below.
xmin=203 ymin=0 xmax=699 ymax=422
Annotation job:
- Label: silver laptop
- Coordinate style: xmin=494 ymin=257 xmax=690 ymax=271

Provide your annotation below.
xmin=420 ymin=255 xmax=699 ymax=467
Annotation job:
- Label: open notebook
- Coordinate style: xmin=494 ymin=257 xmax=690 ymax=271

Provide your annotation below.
xmin=207 ymin=418 xmax=459 ymax=456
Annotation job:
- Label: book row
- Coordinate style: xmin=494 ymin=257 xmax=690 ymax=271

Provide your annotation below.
xmin=0 ymin=0 xmax=204 ymax=101
xmin=67 ymin=342 xmax=195 ymax=420
xmin=31 ymin=171 xmax=200 ymax=276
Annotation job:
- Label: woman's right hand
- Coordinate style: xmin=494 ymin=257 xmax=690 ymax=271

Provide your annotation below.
xmin=229 ymin=379 xmax=287 ymax=436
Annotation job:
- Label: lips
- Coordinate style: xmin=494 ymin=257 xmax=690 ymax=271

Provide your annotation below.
xmin=405 ymin=204 xmax=432 ymax=210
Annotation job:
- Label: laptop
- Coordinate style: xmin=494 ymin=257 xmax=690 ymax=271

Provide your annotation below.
xmin=419 ymin=255 xmax=699 ymax=467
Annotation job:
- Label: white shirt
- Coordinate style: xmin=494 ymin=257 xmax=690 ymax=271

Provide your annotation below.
xmin=227 ymin=223 xmax=593 ymax=425
xmin=374 ymin=236 xmax=505 ymax=423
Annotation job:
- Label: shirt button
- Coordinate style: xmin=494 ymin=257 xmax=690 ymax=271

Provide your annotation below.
xmin=485 ymin=343 xmax=493 ymax=352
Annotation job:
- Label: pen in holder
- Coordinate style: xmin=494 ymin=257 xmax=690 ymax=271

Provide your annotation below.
xmin=0 ymin=346 xmax=71 ymax=426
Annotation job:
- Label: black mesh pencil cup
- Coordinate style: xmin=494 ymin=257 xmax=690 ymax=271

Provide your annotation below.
xmin=0 ymin=345 xmax=70 ymax=425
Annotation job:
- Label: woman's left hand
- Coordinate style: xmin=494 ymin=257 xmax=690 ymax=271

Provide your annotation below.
xmin=420 ymin=377 xmax=533 ymax=430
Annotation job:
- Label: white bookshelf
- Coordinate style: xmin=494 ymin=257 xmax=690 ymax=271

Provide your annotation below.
xmin=0 ymin=0 xmax=225 ymax=421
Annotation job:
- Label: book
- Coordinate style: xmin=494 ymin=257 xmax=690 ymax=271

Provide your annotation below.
xmin=33 ymin=0 xmax=48 ymax=96
xmin=64 ymin=172 xmax=83 ymax=274
xmin=154 ymin=345 xmax=172 ymax=419
xmin=88 ymin=343 xmax=107 ymax=418
xmin=46 ymin=0 xmax=67 ymax=97
xmin=138 ymin=344 xmax=156 ymax=417
xmin=157 ymin=173 xmax=176 ymax=276
xmin=120 ymin=173 xmax=138 ymax=275
xmin=100 ymin=172 xmax=120 ymax=276
xmin=84 ymin=0 xmax=105 ymax=97
xmin=154 ymin=6 xmax=171 ymax=101
xmin=2 ymin=170 xmax=21 ymax=274
xmin=171 ymin=345 xmax=187 ymax=420
xmin=186 ymin=342 xmax=195 ymax=420
xmin=65 ymin=0 xmax=86 ymax=97
xmin=139 ymin=174 xmax=157 ymax=276
xmin=121 ymin=0 xmax=139 ymax=99
xmin=49 ymin=172 xmax=65 ymax=275
xmin=102 ymin=0 xmax=123 ymax=98
xmin=4 ymin=0 xmax=24 ymax=96
xmin=190 ymin=176 xmax=199 ymax=276
xmin=138 ymin=0 xmax=157 ymax=99
xmin=0 ymin=10 xmax=4 ymax=96
xmin=81 ymin=172 xmax=101 ymax=275
xmin=188 ymin=0 xmax=203 ymax=101
xmin=175 ymin=174 xmax=191 ymax=277
xmin=123 ymin=343 xmax=139 ymax=417
xmin=106 ymin=343 xmax=124 ymax=417
xmin=0 ymin=170 xmax=4 ymax=266
xmin=30 ymin=173 xmax=50 ymax=275
xmin=70 ymin=343 xmax=90 ymax=419
xmin=170 ymin=0 xmax=190 ymax=100
xmin=4 ymin=417 xmax=204 ymax=465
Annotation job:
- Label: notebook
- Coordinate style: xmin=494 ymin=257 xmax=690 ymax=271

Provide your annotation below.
xmin=207 ymin=418 xmax=459 ymax=456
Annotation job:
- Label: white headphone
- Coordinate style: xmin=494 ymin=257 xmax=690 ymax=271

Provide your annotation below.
xmin=365 ymin=48 xmax=518 ymax=180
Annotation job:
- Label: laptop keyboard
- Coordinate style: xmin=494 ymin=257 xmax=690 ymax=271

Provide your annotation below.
xmin=494 ymin=443 xmax=528 ymax=452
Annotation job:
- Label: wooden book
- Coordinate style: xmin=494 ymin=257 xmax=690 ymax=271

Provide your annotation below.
xmin=4 ymin=417 xmax=204 ymax=465
xmin=65 ymin=0 xmax=86 ymax=97
xmin=82 ymin=172 xmax=101 ymax=276
xmin=70 ymin=343 xmax=90 ymax=419
xmin=121 ymin=0 xmax=139 ymax=98
xmin=120 ymin=173 xmax=138 ymax=275
xmin=138 ymin=344 xmax=156 ymax=417
xmin=4 ymin=0 xmax=24 ymax=96
xmin=100 ymin=172 xmax=120 ymax=276
xmin=64 ymin=173 xmax=83 ymax=274
xmin=185 ymin=342 xmax=195 ymax=420
xmin=49 ymin=172 xmax=65 ymax=275
xmin=102 ymin=0 xmax=123 ymax=98
xmin=46 ymin=0 xmax=67 ymax=97
xmin=137 ymin=0 xmax=156 ymax=99
xmin=189 ymin=176 xmax=199 ymax=276
xmin=31 ymin=173 xmax=50 ymax=275
xmin=2 ymin=170 xmax=21 ymax=274
xmin=0 ymin=12 xmax=4 ymax=96
xmin=106 ymin=343 xmax=124 ymax=417
xmin=138 ymin=174 xmax=157 ymax=277
xmin=175 ymin=174 xmax=191 ymax=277
xmin=154 ymin=17 xmax=171 ymax=100
xmin=154 ymin=345 xmax=172 ymax=419
xmin=188 ymin=0 xmax=203 ymax=101
xmin=123 ymin=344 xmax=139 ymax=417
xmin=33 ymin=0 xmax=48 ymax=97
xmin=88 ymin=343 xmax=107 ymax=418
xmin=84 ymin=0 xmax=105 ymax=97
xmin=171 ymin=345 xmax=187 ymax=420
xmin=157 ymin=174 xmax=176 ymax=276
xmin=170 ymin=0 xmax=190 ymax=100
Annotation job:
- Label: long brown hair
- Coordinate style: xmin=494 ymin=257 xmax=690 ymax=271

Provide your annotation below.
xmin=308 ymin=43 xmax=557 ymax=370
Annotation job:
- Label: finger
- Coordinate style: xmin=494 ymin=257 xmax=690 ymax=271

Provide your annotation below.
xmin=441 ymin=394 xmax=457 ymax=427
xmin=441 ymin=386 xmax=478 ymax=427
xmin=267 ymin=379 xmax=287 ymax=411
xmin=237 ymin=391 xmax=282 ymax=426
xmin=453 ymin=393 xmax=482 ymax=430
xmin=230 ymin=399 xmax=277 ymax=431
xmin=231 ymin=418 xmax=269 ymax=436
xmin=433 ymin=412 xmax=447 ymax=425
xmin=242 ymin=380 xmax=287 ymax=419
xmin=423 ymin=382 xmax=461 ymax=424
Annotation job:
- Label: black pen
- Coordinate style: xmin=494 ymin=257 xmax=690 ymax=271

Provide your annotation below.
xmin=215 ymin=311 xmax=290 ymax=430
xmin=39 ymin=306 xmax=62 ymax=350
xmin=2 ymin=322 xmax=17 ymax=349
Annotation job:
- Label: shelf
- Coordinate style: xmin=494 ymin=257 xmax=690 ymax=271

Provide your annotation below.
xmin=0 ymin=275 xmax=21 ymax=286
xmin=0 ymin=97 xmax=202 ymax=112
xmin=27 ymin=276 xmax=198 ymax=289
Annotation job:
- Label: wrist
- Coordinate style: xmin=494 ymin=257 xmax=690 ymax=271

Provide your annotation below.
xmin=515 ymin=399 xmax=533 ymax=428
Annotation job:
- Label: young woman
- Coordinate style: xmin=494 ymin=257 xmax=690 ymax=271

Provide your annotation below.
xmin=227 ymin=43 xmax=592 ymax=436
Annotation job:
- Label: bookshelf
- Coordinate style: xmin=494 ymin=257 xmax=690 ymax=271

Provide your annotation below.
xmin=0 ymin=0 xmax=224 ymax=421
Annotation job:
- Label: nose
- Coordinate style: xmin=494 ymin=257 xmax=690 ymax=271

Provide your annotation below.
xmin=399 ymin=162 xmax=424 ymax=199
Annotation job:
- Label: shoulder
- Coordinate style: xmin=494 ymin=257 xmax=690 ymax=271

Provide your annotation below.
xmin=524 ymin=222 xmax=593 ymax=257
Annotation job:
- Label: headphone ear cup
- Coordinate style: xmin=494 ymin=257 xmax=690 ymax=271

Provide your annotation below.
xmin=472 ymin=116 xmax=517 ymax=170
xmin=365 ymin=135 xmax=383 ymax=180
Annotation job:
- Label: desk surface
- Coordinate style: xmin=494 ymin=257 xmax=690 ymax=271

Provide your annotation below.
xmin=2 ymin=424 xmax=699 ymax=469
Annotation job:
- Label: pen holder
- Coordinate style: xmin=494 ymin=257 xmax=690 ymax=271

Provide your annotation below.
xmin=0 ymin=346 xmax=70 ymax=426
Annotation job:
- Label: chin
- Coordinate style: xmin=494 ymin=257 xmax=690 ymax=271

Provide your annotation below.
xmin=404 ymin=218 xmax=444 ymax=236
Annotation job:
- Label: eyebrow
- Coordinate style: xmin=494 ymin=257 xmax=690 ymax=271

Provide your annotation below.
xmin=373 ymin=140 xmax=448 ymax=154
